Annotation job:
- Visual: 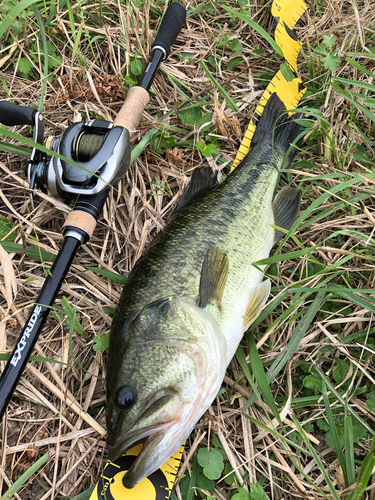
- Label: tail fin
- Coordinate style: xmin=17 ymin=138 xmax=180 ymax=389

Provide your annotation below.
xmin=251 ymin=93 xmax=305 ymax=160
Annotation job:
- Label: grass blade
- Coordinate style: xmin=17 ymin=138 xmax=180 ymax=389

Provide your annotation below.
xmin=60 ymin=296 xmax=89 ymax=341
xmin=243 ymin=291 xmax=325 ymax=410
xmin=186 ymin=456 xmax=199 ymax=500
xmin=248 ymin=331 xmax=282 ymax=425
xmin=346 ymin=437 xmax=375 ymax=500
xmin=346 ymin=51 xmax=375 ymax=59
xmin=244 ymin=415 xmax=336 ymax=499
xmin=250 ymin=290 xmax=288 ymax=329
xmin=255 ymin=244 xmax=320 ymax=265
xmin=0 ymin=241 xmax=56 ymax=262
xmin=331 ymin=82 xmax=375 ymax=123
xmin=72 ymin=25 xmax=83 ymax=60
xmin=0 ymin=142 xmax=30 ymax=156
xmin=292 ymin=419 xmax=340 ymax=500
xmin=33 ymin=5 xmax=48 ymax=110
xmin=0 ymin=126 xmax=90 ymax=172
xmin=83 ymin=265 xmax=127 ymax=285
xmin=332 ymin=76 xmax=375 ymax=92
xmin=222 ymin=5 xmax=284 ymax=57
xmin=236 ymin=345 xmax=271 ymax=418
xmin=268 ymin=291 xmax=326 ymax=379
xmin=243 ymin=414 xmax=309 ymax=455
xmin=0 ymin=0 xmax=41 ymax=39
xmin=66 ymin=0 xmax=77 ymax=42
xmin=346 ymin=57 xmax=375 ymax=78
xmin=316 ymin=367 xmax=375 ymax=436
xmin=344 ymin=409 xmax=355 ymax=487
xmin=199 ymin=60 xmax=239 ymax=113
xmin=130 ymin=128 xmax=159 ymax=163
xmin=329 ymin=285 xmax=375 ymax=315
xmin=71 ymin=486 xmax=95 ymax=500
xmin=322 ymin=378 xmax=348 ymax=486
xmin=0 ymin=453 xmax=48 ymax=500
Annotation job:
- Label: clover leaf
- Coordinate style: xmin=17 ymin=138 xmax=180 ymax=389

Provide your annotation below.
xmin=93 ymin=332 xmax=109 ymax=351
xmin=197 ymin=448 xmax=224 ymax=480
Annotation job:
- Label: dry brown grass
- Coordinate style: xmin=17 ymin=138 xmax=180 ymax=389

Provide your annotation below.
xmin=0 ymin=0 xmax=375 ymax=498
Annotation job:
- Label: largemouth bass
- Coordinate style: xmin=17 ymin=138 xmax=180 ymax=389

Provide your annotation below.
xmin=106 ymin=93 xmax=304 ymax=488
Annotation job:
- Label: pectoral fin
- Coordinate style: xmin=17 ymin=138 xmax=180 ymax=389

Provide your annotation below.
xmin=199 ymin=248 xmax=229 ymax=308
xmin=243 ymin=279 xmax=271 ymax=330
xmin=272 ymin=186 xmax=300 ymax=244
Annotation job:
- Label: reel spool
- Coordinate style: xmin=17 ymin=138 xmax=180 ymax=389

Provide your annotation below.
xmin=43 ymin=119 xmax=131 ymax=201
xmin=74 ymin=132 xmax=106 ymax=162
xmin=48 ymin=128 xmax=107 ymax=163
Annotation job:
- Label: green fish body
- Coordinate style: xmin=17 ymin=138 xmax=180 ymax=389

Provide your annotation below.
xmin=106 ymin=93 xmax=304 ymax=487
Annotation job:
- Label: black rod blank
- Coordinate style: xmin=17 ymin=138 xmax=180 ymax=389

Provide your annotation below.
xmin=0 ymin=237 xmax=80 ymax=420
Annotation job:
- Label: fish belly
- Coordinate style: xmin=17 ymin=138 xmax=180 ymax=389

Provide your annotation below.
xmin=221 ymin=208 xmax=275 ymax=362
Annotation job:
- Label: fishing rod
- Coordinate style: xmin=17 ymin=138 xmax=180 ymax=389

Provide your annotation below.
xmin=0 ymin=1 xmax=186 ymax=421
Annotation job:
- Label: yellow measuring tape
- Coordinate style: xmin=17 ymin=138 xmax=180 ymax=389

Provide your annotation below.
xmin=89 ymin=1 xmax=307 ymax=498
xmin=89 ymin=444 xmax=184 ymax=500
xmin=232 ymin=0 xmax=307 ymax=169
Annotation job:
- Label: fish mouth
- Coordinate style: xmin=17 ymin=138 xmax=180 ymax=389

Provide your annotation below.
xmin=107 ymin=394 xmax=183 ymax=488
xmin=121 ymin=432 xmax=171 ymax=489
xmin=107 ymin=415 xmax=176 ymax=463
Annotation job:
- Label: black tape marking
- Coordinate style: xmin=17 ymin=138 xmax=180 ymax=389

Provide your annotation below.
xmin=298 ymin=81 xmax=306 ymax=93
xmin=283 ymin=22 xmax=299 ymax=41
xmin=96 ymin=456 xmax=170 ymax=500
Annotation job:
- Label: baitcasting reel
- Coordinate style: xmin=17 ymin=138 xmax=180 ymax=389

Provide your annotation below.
xmin=0 ymin=101 xmax=131 ymax=205
xmin=44 ymin=119 xmax=130 ymax=201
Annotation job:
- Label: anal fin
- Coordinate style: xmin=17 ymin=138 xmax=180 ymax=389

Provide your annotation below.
xmin=272 ymin=186 xmax=300 ymax=244
xmin=199 ymin=247 xmax=229 ymax=308
xmin=243 ymin=279 xmax=271 ymax=330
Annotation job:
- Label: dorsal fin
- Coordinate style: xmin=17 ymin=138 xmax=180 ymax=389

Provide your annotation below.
xmin=199 ymin=247 xmax=229 ymax=308
xmin=176 ymin=168 xmax=219 ymax=211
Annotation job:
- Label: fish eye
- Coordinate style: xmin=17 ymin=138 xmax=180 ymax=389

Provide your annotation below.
xmin=115 ymin=385 xmax=136 ymax=410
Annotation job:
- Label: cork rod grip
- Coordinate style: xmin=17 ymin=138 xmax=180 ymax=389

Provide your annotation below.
xmin=113 ymin=86 xmax=150 ymax=137
xmin=63 ymin=210 xmax=97 ymax=239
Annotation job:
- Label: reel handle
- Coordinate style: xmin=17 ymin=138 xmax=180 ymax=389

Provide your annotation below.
xmin=0 ymin=101 xmax=37 ymax=126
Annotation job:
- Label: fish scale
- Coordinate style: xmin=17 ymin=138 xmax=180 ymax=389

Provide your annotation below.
xmin=115 ymin=143 xmax=279 ymax=321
